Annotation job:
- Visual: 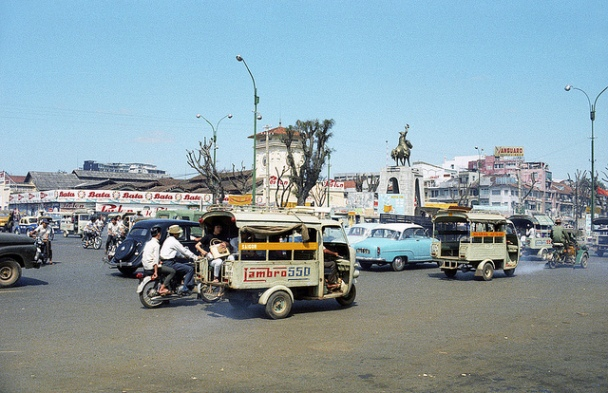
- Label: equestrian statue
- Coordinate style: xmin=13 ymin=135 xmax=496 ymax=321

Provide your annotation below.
xmin=391 ymin=124 xmax=413 ymax=166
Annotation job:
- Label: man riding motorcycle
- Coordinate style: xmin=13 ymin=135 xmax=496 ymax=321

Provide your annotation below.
xmin=159 ymin=225 xmax=198 ymax=295
xmin=83 ymin=216 xmax=100 ymax=244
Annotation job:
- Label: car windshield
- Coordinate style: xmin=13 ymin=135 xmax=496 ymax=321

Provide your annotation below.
xmin=322 ymin=226 xmax=348 ymax=243
xmin=348 ymin=227 xmax=369 ymax=236
xmin=370 ymin=228 xmax=400 ymax=239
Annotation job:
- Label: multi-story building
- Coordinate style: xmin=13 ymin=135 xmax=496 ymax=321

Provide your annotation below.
xmin=83 ymin=160 xmax=167 ymax=176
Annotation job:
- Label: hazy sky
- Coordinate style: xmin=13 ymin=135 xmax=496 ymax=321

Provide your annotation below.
xmin=1 ymin=1 xmax=607 ymax=181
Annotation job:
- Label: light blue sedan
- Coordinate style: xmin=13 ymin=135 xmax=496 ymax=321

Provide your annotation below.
xmin=355 ymin=223 xmax=435 ymax=271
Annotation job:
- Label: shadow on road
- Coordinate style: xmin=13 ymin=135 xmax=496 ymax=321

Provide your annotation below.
xmin=11 ymin=276 xmax=49 ymax=287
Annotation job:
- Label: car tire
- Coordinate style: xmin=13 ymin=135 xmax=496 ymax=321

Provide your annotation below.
xmin=0 ymin=258 xmax=22 ymax=288
xmin=265 ymin=290 xmax=292 ymax=320
xmin=392 ymin=257 xmax=406 ymax=271
xmin=579 ymin=254 xmax=589 ymax=269
xmin=336 ymin=284 xmax=356 ymax=307
xmin=359 ymin=262 xmax=372 ymax=270
xmin=443 ymin=269 xmax=457 ymax=278
xmin=477 ymin=262 xmax=494 ymax=281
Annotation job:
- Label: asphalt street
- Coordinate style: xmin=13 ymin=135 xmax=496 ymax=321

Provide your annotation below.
xmin=1 ymin=235 xmax=607 ymax=393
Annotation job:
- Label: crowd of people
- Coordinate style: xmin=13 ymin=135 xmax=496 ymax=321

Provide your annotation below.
xmin=141 ymin=223 xmax=233 ymax=296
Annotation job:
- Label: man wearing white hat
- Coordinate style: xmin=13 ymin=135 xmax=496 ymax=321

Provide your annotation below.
xmin=160 ymin=225 xmax=198 ymax=295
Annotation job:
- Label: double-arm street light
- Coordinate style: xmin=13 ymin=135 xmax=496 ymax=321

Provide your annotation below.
xmin=236 ymin=54 xmax=260 ymax=204
xmin=196 ymin=113 xmax=232 ymax=167
xmin=565 ymin=84 xmax=608 ymax=223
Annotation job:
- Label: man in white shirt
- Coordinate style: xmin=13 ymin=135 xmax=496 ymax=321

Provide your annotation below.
xmin=141 ymin=226 xmax=174 ymax=296
xmin=30 ymin=218 xmax=54 ymax=265
xmin=105 ymin=215 xmax=123 ymax=255
xmin=160 ymin=225 xmax=197 ymax=295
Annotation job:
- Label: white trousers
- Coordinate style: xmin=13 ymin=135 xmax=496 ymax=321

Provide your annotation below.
xmin=211 ymin=255 xmax=235 ymax=278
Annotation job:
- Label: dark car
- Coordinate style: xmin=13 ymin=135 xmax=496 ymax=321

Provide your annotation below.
xmin=106 ymin=219 xmax=202 ymax=276
xmin=0 ymin=233 xmax=37 ymax=288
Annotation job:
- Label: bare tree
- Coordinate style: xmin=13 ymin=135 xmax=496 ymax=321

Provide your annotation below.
xmin=354 ymin=173 xmax=380 ymax=192
xmin=187 ymin=140 xmax=251 ymax=203
xmin=227 ymin=162 xmax=251 ymax=195
xmin=354 ymin=174 xmax=365 ymax=192
xmin=365 ymin=174 xmax=380 ymax=193
xmin=568 ymin=170 xmax=590 ymax=220
xmin=273 ymin=166 xmax=295 ymax=207
xmin=186 ymin=139 xmax=226 ymax=204
xmin=283 ymin=119 xmax=334 ymax=205
xmin=309 ymin=182 xmax=327 ymax=207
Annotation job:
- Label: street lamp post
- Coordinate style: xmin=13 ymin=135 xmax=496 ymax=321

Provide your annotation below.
xmin=196 ymin=113 xmax=232 ymax=167
xmin=565 ymin=84 xmax=608 ymax=224
xmin=236 ymin=55 xmax=259 ymax=205
xmin=474 ymin=146 xmax=483 ymax=206
xmin=326 ymin=152 xmax=331 ymax=207
xmin=264 ymin=124 xmax=270 ymax=208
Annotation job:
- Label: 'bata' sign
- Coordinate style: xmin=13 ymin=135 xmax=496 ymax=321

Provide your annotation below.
xmin=494 ymin=146 xmax=524 ymax=157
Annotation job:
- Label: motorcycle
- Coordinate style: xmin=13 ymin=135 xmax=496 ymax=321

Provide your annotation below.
xmin=105 ymin=236 xmax=123 ymax=260
xmin=34 ymin=237 xmax=49 ymax=265
xmin=547 ymin=242 xmax=589 ymax=269
xmin=137 ymin=261 xmax=222 ymax=308
xmin=82 ymin=231 xmax=102 ymax=250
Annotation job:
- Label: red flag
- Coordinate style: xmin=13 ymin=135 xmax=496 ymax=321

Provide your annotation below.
xmin=597 ymin=187 xmax=608 ymax=197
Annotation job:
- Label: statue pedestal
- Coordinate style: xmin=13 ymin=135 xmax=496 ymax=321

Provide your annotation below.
xmin=377 ymin=166 xmax=424 ymax=216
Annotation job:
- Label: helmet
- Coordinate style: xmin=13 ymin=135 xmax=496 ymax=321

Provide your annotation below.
xmin=555 ymin=218 xmax=562 ymax=224
xmin=150 ymin=226 xmax=162 ymax=237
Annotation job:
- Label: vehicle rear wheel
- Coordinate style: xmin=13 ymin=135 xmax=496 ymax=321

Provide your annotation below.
xmin=265 ymin=290 xmax=292 ymax=320
xmin=200 ymin=283 xmax=222 ymax=303
xmin=63 ymin=231 xmax=68 ymax=238
xmin=540 ymin=248 xmax=549 ymax=260
xmin=504 ymin=268 xmax=515 ymax=277
xmin=443 ymin=269 xmax=457 ymax=278
xmin=336 ymin=284 xmax=356 ymax=307
xmin=579 ymin=254 xmax=589 ymax=269
xmin=548 ymin=254 xmax=557 ymax=269
xmin=139 ymin=280 xmax=164 ymax=308
xmin=392 ymin=257 xmax=406 ymax=272
xmin=0 ymin=258 xmax=22 ymax=288
xmin=478 ymin=263 xmax=494 ymax=281
xmin=118 ymin=266 xmax=137 ymax=276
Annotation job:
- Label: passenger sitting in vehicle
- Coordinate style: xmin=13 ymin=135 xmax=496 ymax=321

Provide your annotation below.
xmin=323 ymin=246 xmax=342 ymax=291
xmin=196 ymin=223 xmax=235 ymax=282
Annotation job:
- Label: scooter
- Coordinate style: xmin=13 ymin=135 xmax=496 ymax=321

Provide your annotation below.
xmin=82 ymin=232 xmax=102 ymax=250
xmin=137 ymin=266 xmax=222 ymax=308
xmin=547 ymin=242 xmax=589 ymax=269
xmin=34 ymin=237 xmax=49 ymax=265
xmin=105 ymin=236 xmax=123 ymax=260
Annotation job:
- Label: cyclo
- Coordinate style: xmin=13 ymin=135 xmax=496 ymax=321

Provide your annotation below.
xmin=431 ymin=209 xmax=520 ymax=281
xmin=548 ymin=228 xmax=589 ymax=269
xmin=195 ymin=206 xmax=359 ymax=319
xmin=508 ymin=214 xmax=554 ymax=259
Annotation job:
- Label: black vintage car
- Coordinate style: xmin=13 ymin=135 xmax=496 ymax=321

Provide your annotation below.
xmin=0 ymin=233 xmax=37 ymax=288
xmin=106 ymin=219 xmax=202 ymax=276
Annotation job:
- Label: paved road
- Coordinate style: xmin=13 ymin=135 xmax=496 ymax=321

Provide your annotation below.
xmin=1 ymin=236 xmax=607 ymax=392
